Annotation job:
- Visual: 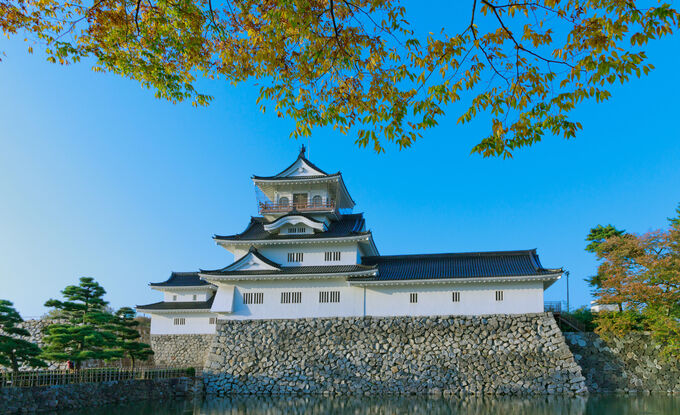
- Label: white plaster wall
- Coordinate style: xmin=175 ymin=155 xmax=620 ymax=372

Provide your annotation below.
xmin=257 ymin=243 xmax=360 ymax=266
xmin=211 ymin=279 xmax=545 ymax=321
xmin=162 ymin=289 xmax=213 ymax=302
xmin=149 ymin=312 xmax=217 ymax=335
xmin=364 ymin=281 xmax=545 ymax=317
xmin=218 ymin=279 xmax=366 ymax=320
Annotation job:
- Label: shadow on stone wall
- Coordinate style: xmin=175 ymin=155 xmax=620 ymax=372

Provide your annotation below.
xmin=564 ymin=332 xmax=680 ymax=393
xmin=0 ymin=377 xmax=198 ymax=414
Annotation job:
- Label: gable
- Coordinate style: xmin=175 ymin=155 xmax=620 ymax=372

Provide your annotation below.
xmin=276 ymin=158 xmax=326 ymax=178
xmin=224 ymin=249 xmax=281 ymax=272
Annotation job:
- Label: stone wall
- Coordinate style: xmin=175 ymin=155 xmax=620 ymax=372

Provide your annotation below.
xmin=565 ymin=332 xmax=680 ymax=393
xmin=0 ymin=377 xmax=201 ymax=414
xmin=204 ymin=313 xmax=586 ymax=396
xmin=152 ymin=334 xmax=215 ymax=368
xmin=14 ymin=320 xmax=66 ymax=370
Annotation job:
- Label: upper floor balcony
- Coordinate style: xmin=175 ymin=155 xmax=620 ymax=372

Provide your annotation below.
xmin=259 ymin=198 xmax=336 ymax=215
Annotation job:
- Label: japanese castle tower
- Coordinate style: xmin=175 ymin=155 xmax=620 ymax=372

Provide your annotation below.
xmin=138 ymin=147 xmax=562 ymax=335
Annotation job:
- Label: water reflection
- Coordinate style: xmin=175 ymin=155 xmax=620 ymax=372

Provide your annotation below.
xmin=57 ymin=394 xmax=680 ymax=415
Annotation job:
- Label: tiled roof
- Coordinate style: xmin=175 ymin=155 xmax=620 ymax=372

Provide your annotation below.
xmin=214 ymin=213 xmax=367 ymax=241
xmin=252 ymin=148 xmax=332 ymax=180
xmin=149 ymin=272 xmax=211 ymax=287
xmin=252 ymin=173 xmax=341 ymax=181
xmin=137 ymin=295 xmax=215 ymax=311
xmin=355 ymin=250 xmax=562 ymax=281
xmin=201 ymin=264 xmax=377 ymax=276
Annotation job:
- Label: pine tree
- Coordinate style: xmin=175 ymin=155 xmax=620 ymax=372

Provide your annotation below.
xmin=42 ymin=277 xmax=122 ymax=369
xmin=112 ymin=307 xmax=153 ymax=371
xmin=0 ymin=300 xmax=47 ymax=373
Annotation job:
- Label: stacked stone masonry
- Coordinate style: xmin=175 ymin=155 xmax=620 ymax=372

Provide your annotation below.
xmin=0 ymin=377 xmax=200 ymax=414
xmin=151 ymin=334 xmax=215 ymax=368
xmin=565 ymin=332 xmax=680 ymax=393
xmin=203 ymin=313 xmax=587 ymax=396
xmin=15 ymin=320 xmax=66 ymax=370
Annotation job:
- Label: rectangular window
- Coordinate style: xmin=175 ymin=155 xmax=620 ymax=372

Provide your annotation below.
xmin=287 ymin=252 xmax=303 ymax=262
xmin=324 ymin=251 xmax=341 ymax=261
xmin=209 ymin=317 xmax=217 ymax=324
xmin=281 ymin=291 xmax=302 ymax=304
xmin=319 ymin=291 xmax=340 ymax=303
xmin=496 ymin=290 xmax=504 ymax=301
xmin=287 ymin=227 xmax=306 ymax=234
xmin=452 ymin=291 xmax=461 ymax=302
xmin=243 ymin=292 xmax=264 ymax=305
xmin=172 ymin=295 xmax=177 ymax=301
xmin=192 ymin=294 xmax=197 ymax=301
xmin=173 ymin=318 xmax=185 ymax=325
xmin=409 ymin=293 xmax=418 ymax=303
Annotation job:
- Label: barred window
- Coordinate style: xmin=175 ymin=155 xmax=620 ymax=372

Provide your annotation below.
xmin=319 ymin=291 xmax=340 ymax=303
xmin=287 ymin=252 xmax=304 ymax=262
xmin=287 ymin=227 xmax=306 ymax=234
xmin=496 ymin=290 xmax=504 ymax=301
xmin=324 ymin=251 xmax=341 ymax=261
xmin=452 ymin=291 xmax=461 ymax=302
xmin=281 ymin=292 xmax=302 ymax=304
xmin=192 ymin=294 xmax=197 ymax=301
xmin=173 ymin=318 xmax=185 ymax=325
xmin=409 ymin=293 xmax=418 ymax=303
xmin=243 ymin=292 xmax=264 ymax=305
xmin=209 ymin=317 xmax=217 ymax=324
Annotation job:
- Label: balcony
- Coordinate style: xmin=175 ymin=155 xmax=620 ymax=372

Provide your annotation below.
xmin=259 ymin=199 xmax=336 ymax=215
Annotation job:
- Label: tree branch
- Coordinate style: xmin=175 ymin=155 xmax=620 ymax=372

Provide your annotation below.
xmin=481 ymin=0 xmax=574 ymax=68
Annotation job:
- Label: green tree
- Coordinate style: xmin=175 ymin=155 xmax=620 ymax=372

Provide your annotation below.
xmin=0 ymin=300 xmax=47 ymax=373
xmin=1 ymin=1 xmax=678 ymax=156
xmin=585 ymin=224 xmax=627 ymax=292
xmin=42 ymin=277 xmax=122 ymax=369
xmin=111 ymin=307 xmax=153 ymax=371
xmin=585 ymin=224 xmax=626 ymax=255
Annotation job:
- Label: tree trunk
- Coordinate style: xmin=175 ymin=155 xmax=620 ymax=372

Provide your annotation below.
xmin=10 ymin=350 xmax=19 ymax=374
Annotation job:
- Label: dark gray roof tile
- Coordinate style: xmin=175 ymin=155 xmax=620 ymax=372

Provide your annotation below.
xmin=201 ymin=264 xmax=376 ymax=276
xmin=355 ymin=250 xmax=561 ymax=281
xmin=149 ymin=272 xmax=211 ymax=287
xmin=214 ymin=213 xmax=367 ymax=241
xmin=137 ymin=295 xmax=214 ymax=311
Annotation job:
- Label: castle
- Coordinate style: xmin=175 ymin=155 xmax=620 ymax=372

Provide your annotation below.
xmin=138 ymin=147 xmax=562 ymax=334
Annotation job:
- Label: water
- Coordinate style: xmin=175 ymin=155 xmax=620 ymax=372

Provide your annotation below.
xmin=57 ymin=395 xmax=680 ymax=415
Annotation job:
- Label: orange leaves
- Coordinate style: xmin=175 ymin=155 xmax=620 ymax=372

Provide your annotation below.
xmin=2 ymin=0 xmax=678 ymax=155
xmin=592 ymin=208 xmax=680 ymax=357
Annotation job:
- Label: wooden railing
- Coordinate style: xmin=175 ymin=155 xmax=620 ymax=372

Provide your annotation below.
xmin=544 ymin=301 xmax=562 ymax=313
xmin=0 ymin=367 xmax=194 ymax=388
xmin=554 ymin=313 xmax=587 ymax=332
xmin=259 ymin=199 xmax=336 ymax=214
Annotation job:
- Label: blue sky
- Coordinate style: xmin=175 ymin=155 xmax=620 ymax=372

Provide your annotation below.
xmin=1 ymin=6 xmax=679 ymax=317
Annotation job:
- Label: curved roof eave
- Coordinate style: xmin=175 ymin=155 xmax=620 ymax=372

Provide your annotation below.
xmin=200 ymin=246 xmax=281 ymax=273
xmin=258 ymin=150 xmax=331 ymax=179
xmin=213 ymin=231 xmax=374 ymax=244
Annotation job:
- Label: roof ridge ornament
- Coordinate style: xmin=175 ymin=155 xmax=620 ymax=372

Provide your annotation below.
xmin=299 ymin=144 xmax=306 ymax=158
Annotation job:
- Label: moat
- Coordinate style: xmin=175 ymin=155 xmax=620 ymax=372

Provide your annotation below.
xmin=58 ymin=394 xmax=680 ymax=415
